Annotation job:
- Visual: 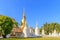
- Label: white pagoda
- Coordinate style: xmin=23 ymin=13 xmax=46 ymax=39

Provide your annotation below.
xmin=52 ymin=29 xmax=58 ymax=37
xmin=42 ymin=28 xmax=45 ymax=36
xmin=35 ymin=22 xmax=40 ymax=37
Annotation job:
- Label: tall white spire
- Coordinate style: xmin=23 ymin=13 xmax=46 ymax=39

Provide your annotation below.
xmin=23 ymin=8 xmax=25 ymax=17
xmin=20 ymin=8 xmax=26 ymax=31
xmin=35 ymin=22 xmax=40 ymax=36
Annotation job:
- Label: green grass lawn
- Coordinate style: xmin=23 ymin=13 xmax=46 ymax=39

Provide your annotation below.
xmin=0 ymin=37 xmax=60 ymax=40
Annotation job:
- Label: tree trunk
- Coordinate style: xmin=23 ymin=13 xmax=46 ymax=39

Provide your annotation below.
xmin=2 ymin=35 xmax=6 ymax=38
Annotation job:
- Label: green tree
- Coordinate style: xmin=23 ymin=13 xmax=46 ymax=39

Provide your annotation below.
xmin=0 ymin=15 xmax=18 ymax=38
xmin=40 ymin=22 xmax=60 ymax=35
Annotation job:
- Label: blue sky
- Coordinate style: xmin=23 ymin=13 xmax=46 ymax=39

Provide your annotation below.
xmin=0 ymin=0 xmax=60 ymax=28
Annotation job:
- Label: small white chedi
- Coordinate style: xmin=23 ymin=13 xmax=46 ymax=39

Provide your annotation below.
xmin=59 ymin=33 xmax=60 ymax=36
xmin=48 ymin=33 xmax=52 ymax=37
xmin=52 ymin=29 xmax=58 ymax=37
xmin=35 ymin=22 xmax=40 ymax=37
xmin=48 ymin=29 xmax=59 ymax=37
xmin=42 ymin=28 xmax=45 ymax=36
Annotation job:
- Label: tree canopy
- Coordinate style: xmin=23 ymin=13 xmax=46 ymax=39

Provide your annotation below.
xmin=40 ymin=22 xmax=60 ymax=35
xmin=0 ymin=15 xmax=18 ymax=38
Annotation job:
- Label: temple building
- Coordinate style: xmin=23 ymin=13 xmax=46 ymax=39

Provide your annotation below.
xmin=0 ymin=10 xmax=60 ymax=38
xmin=10 ymin=10 xmax=40 ymax=38
xmin=6 ymin=10 xmax=60 ymax=38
